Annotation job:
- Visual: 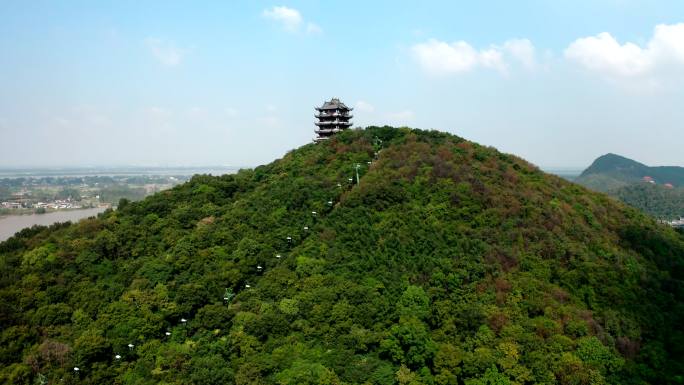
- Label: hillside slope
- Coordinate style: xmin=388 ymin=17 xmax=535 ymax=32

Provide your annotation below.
xmin=1 ymin=127 xmax=683 ymax=385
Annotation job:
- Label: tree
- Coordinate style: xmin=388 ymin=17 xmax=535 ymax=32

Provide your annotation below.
xmin=398 ymin=285 xmax=430 ymax=320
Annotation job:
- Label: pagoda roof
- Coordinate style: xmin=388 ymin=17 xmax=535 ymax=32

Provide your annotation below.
xmin=316 ymin=98 xmax=353 ymax=111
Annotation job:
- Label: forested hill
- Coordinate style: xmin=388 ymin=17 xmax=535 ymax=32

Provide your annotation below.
xmin=575 ymin=154 xmax=684 ymax=219
xmin=577 ymin=153 xmax=684 ymax=191
xmin=1 ymin=127 xmax=683 ymax=385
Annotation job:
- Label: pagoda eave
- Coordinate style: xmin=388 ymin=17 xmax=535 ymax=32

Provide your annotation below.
xmin=315 ymin=122 xmax=353 ymax=127
xmin=315 ymin=113 xmax=353 ymax=119
xmin=315 ymin=107 xmax=354 ymax=111
xmin=315 ymin=128 xmax=344 ymax=134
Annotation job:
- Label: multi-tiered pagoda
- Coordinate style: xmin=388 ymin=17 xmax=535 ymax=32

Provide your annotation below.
xmin=314 ymin=98 xmax=353 ymax=142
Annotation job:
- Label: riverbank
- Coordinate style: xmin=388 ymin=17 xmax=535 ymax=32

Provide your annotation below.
xmin=0 ymin=205 xmax=110 ymax=218
xmin=0 ymin=207 xmax=108 ymax=242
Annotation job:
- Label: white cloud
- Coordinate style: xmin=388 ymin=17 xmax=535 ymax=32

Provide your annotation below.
xmin=263 ymin=6 xmax=322 ymax=34
xmin=355 ymin=100 xmax=375 ymax=113
xmin=503 ymin=39 xmax=537 ymax=70
xmin=651 ymin=23 xmax=684 ymax=62
xmin=411 ymin=38 xmax=536 ymax=75
xmin=145 ymin=106 xmax=169 ymax=117
xmin=565 ymin=33 xmax=650 ymax=76
xmin=145 ymin=38 xmax=186 ymax=66
xmin=386 ymin=110 xmax=415 ymax=122
xmin=411 ymin=29 xmax=426 ymax=38
xmin=258 ymin=116 xmax=280 ymax=127
xmin=140 ymin=106 xmax=176 ymax=134
xmin=225 ymin=107 xmax=239 ymax=117
xmin=306 ymin=23 xmax=322 ymax=34
xmin=263 ymin=6 xmax=303 ymax=32
xmin=565 ymin=23 xmax=684 ymax=77
xmin=350 ymin=102 xmax=416 ymax=126
xmin=258 ymin=103 xmax=280 ymax=127
xmin=412 ymin=40 xmax=478 ymax=74
xmin=188 ymin=107 xmax=207 ymax=117
xmin=53 ymin=117 xmax=72 ymax=128
xmin=479 ymin=48 xmax=507 ymax=73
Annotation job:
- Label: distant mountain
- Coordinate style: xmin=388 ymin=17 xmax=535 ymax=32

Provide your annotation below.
xmin=576 ymin=154 xmax=684 ymax=219
xmin=577 ymin=153 xmax=684 ymax=192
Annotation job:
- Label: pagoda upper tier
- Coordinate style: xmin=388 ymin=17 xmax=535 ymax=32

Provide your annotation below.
xmin=314 ymin=98 xmax=353 ymax=142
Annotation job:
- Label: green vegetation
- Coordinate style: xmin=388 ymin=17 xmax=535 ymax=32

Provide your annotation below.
xmin=573 ymin=173 xmax=629 ymax=193
xmin=612 ymin=184 xmax=684 ymax=220
xmin=1 ymin=127 xmax=683 ymax=384
xmin=97 ymin=185 xmax=148 ymax=204
xmin=0 ymin=186 xmax=11 ymax=202
xmin=54 ymin=188 xmax=82 ymax=201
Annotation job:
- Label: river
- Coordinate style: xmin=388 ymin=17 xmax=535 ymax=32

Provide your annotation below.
xmin=0 ymin=207 xmax=107 ymax=242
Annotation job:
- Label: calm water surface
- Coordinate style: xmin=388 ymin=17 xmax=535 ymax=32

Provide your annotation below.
xmin=0 ymin=207 xmax=106 ymax=242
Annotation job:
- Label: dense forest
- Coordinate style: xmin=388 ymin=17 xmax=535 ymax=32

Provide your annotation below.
xmin=1 ymin=127 xmax=683 ymax=384
xmin=611 ymin=184 xmax=684 ymax=220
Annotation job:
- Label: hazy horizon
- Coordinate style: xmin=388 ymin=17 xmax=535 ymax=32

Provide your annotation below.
xmin=0 ymin=152 xmax=677 ymax=172
xmin=2 ymin=1 xmax=684 ymax=169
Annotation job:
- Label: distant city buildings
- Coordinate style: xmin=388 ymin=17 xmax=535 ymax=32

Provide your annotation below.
xmin=641 ymin=175 xmax=677 ymax=188
xmin=659 ymin=217 xmax=684 ymax=228
xmin=1 ymin=199 xmax=90 ymax=211
xmin=1 ymin=174 xmax=187 ymax=214
xmin=34 ymin=199 xmax=83 ymax=210
xmin=0 ymin=202 xmax=23 ymax=209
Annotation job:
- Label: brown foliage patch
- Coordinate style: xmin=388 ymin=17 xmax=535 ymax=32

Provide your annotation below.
xmin=551 ymin=287 xmax=570 ymax=304
xmin=616 ymin=336 xmax=641 ymax=359
xmin=579 ymin=310 xmax=604 ymax=336
xmin=26 ymin=339 xmax=72 ymax=372
xmin=197 ymin=216 xmax=215 ymax=227
xmin=485 ymin=247 xmax=518 ymax=272
xmin=488 ymin=312 xmax=509 ymax=334
xmin=494 ymin=278 xmax=512 ymax=305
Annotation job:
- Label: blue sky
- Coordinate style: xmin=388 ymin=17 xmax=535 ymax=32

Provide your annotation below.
xmin=1 ymin=1 xmax=684 ymax=168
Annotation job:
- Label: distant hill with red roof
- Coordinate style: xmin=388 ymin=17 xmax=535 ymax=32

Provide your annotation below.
xmin=577 ymin=153 xmax=684 ymax=192
xmin=576 ymin=154 xmax=684 ymax=219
